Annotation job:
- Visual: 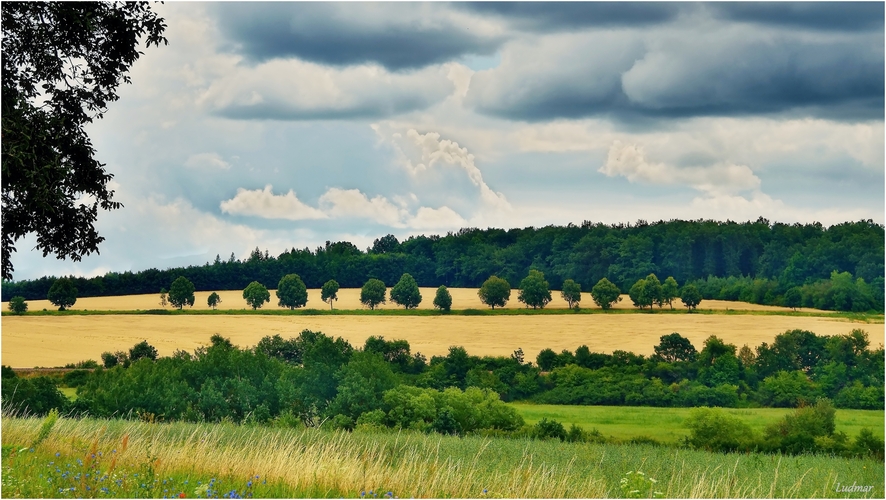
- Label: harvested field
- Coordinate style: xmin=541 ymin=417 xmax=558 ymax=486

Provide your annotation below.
xmin=2 ymin=312 xmax=879 ymax=368
xmin=5 ymin=288 xmax=831 ymax=313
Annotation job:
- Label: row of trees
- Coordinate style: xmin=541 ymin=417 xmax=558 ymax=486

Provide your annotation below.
xmin=5 ymin=219 xmax=882 ymax=312
xmin=14 ymin=271 xmax=705 ymax=314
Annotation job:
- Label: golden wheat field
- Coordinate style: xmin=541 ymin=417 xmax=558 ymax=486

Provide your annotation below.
xmin=5 ymin=288 xmax=831 ymax=313
xmin=2 ymin=294 xmax=881 ymax=368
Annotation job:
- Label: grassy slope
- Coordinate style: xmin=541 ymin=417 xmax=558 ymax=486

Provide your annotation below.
xmin=2 ymin=415 xmax=883 ymax=498
xmin=511 ymin=403 xmax=886 ymax=444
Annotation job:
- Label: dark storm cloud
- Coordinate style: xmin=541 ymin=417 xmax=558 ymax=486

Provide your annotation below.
xmin=467 ymin=26 xmax=884 ymax=122
xmin=456 ymin=2 xmax=685 ymax=31
xmin=213 ymin=2 xmax=503 ymax=70
xmin=709 ymin=2 xmax=884 ymax=31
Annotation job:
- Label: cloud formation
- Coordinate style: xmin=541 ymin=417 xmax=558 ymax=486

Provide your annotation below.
xmin=600 ymin=141 xmax=761 ymax=195
xmin=467 ymin=19 xmax=883 ymax=121
xmin=218 ymin=185 xmax=467 ymax=231
xmin=220 ymin=185 xmax=328 ymax=221
xmin=388 ymin=128 xmax=511 ymax=210
xmin=458 ymin=2 xmax=685 ymax=31
xmin=200 ymin=59 xmax=456 ymax=121
xmin=214 ymin=2 xmax=504 ymax=70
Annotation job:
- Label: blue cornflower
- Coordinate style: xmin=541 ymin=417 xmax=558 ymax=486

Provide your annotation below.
xmin=55 ymin=452 xmax=61 ymax=457
xmin=247 ymin=481 xmax=252 ymax=488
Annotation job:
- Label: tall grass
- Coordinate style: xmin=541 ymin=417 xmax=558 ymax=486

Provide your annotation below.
xmin=3 ymin=415 xmax=883 ymax=498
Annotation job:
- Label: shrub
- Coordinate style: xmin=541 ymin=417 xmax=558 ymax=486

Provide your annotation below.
xmin=8 ymin=296 xmax=27 ymax=314
xmin=533 ymin=418 xmax=567 ymax=441
xmin=685 ymin=407 xmax=757 ymax=452
xmin=129 ymin=340 xmax=158 ymax=362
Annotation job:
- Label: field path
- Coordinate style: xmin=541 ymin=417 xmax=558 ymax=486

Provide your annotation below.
xmin=2 ymin=313 xmax=879 ymax=368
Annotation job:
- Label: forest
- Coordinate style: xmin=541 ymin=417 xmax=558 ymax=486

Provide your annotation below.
xmin=3 ymin=218 xmax=884 ymax=312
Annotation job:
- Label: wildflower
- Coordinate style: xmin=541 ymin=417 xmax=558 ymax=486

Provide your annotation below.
xmin=55 ymin=452 xmax=61 ymax=457
xmin=361 ymin=491 xmax=366 ymax=497
xmin=483 ymin=489 xmax=488 ymax=495
xmin=247 ymin=481 xmax=252 ymax=488
xmin=179 ymin=493 xmax=186 ymax=498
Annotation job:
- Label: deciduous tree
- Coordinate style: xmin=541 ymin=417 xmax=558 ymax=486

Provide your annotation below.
xmin=168 ymin=276 xmax=195 ymax=310
xmin=243 ymin=281 xmax=270 ymax=310
xmin=519 ymin=270 xmax=552 ymax=309
xmin=591 ymin=277 xmax=621 ymax=310
xmin=433 ymin=285 xmax=452 ymax=312
xmin=560 ymin=279 xmax=582 ymax=309
xmin=207 ymin=292 xmax=221 ymax=310
xmin=662 ymin=276 xmax=679 ymax=309
xmin=276 ymin=274 xmax=308 ymax=310
xmin=360 ymin=278 xmax=386 ymax=310
xmin=2 ymin=2 xmax=167 ymax=280
xmin=390 ymin=273 xmax=422 ymax=309
xmin=681 ymin=284 xmax=703 ymax=311
xmin=321 ymin=279 xmax=340 ymax=310
xmin=478 ymin=276 xmax=511 ymax=309
xmin=47 ymin=277 xmax=77 ymax=310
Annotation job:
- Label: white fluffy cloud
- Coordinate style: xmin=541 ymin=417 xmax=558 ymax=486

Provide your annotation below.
xmin=219 ymin=185 xmax=328 ymax=220
xmin=318 ymin=187 xmax=406 ymax=226
xmin=218 ymin=185 xmax=467 ymax=230
xmin=408 ymin=206 xmax=467 ymax=229
xmin=600 ymin=140 xmax=761 ymax=195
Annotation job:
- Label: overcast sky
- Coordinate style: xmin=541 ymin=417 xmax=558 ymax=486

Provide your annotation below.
xmin=10 ymin=1 xmax=885 ymax=281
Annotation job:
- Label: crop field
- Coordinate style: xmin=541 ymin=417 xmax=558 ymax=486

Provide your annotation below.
xmin=510 ymin=403 xmax=886 ymax=444
xmin=5 ymin=288 xmax=831 ymax=313
xmin=3 ymin=415 xmax=884 ymax=498
xmin=3 ymin=308 xmax=879 ymax=368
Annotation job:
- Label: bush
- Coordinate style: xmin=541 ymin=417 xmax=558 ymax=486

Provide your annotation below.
xmin=8 ymin=296 xmax=27 ymax=314
xmin=62 ymin=369 xmax=90 ymax=388
xmin=685 ymin=407 xmax=757 ymax=452
xmin=763 ymin=399 xmax=837 ymax=455
xmin=129 ymin=340 xmax=158 ymax=362
xmin=533 ymin=418 xmax=567 ymax=441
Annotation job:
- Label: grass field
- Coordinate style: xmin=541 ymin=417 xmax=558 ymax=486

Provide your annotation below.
xmin=2 ymin=415 xmax=883 ymax=498
xmin=510 ymin=403 xmax=886 ymax=444
xmin=2 ymin=311 xmax=879 ymax=368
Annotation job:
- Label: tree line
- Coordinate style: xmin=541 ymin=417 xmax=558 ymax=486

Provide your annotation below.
xmin=3 ymin=218 xmax=883 ymax=312
xmin=11 ymin=269 xmax=712 ymax=314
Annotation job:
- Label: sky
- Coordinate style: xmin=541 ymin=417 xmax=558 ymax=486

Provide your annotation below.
xmin=10 ymin=1 xmax=886 ymax=281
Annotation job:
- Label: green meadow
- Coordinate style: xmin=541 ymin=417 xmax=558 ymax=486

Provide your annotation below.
xmin=511 ymin=403 xmax=886 ymax=444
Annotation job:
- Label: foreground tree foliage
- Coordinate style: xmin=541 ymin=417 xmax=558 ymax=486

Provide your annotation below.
xmin=276 ymin=273 xmax=308 ymax=310
xmin=243 ymin=281 xmax=270 ymax=310
xmin=360 ymin=278 xmax=387 ymax=310
xmin=479 ymin=276 xmax=511 ymax=309
xmin=1 ymin=2 xmax=167 ymax=280
xmin=518 ymin=269 xmax=552 ymax=309
xmin=167 ymin=276 xmax=195 ymax=310
xmin=390 ymin=273 xmax=422 ymax=309
xmin=47 ymin=277 xmax=77 ymax=310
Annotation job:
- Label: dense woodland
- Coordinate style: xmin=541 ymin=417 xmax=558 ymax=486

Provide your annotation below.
xmin=3 ymin=218 xmax=884 ymax=312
